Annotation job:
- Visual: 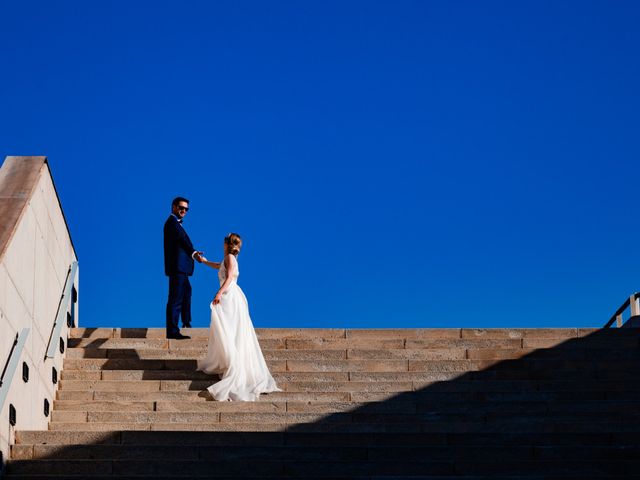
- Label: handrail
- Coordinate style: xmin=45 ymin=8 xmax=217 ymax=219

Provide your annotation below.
xmin=0 ymin=334 xmax=19 ymax=388
xmin=45 ymin=261 xmax=78 ymax=359
xmin=0 ymin=328 xmax=30 ymax=412
xmin=604 ymin=292 xmax=640 ymax=328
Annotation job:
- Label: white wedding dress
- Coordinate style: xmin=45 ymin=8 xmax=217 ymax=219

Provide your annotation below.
xmin=197 ymin=254 xmax=280 ymax=401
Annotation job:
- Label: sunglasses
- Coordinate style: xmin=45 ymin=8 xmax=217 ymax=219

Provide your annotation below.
xmin=177 ymin=206 xmax=189 ymax=212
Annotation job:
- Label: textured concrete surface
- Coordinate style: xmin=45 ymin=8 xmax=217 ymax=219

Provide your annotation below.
xmin=6 ymin=327 xmax=640 ymax=478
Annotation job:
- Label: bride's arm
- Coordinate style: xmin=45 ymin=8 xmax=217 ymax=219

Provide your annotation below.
xmin=213 ymin=255 xmax=236 ymax=304
xmin=199 ymin=256 xmax=221 ymax=269
xmin=204 ymin=260 xmax=221 ymax=269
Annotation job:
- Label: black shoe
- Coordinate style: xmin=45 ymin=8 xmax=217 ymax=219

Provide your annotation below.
xmin=167 ymin=333 xmax=191 ymax=340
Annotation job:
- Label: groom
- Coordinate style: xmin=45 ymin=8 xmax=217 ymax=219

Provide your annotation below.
xmin=164 ymin=196 xmax=203 ymax=340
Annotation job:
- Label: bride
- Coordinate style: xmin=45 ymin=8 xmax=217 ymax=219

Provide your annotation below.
xmin=197 ymin=233 xmax=280 ymax=401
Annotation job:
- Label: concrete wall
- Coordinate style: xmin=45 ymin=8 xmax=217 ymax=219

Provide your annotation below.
xmin=0 ymin=157 xmax=78 ymax=468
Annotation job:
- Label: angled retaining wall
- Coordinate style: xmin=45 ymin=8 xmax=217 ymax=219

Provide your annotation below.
xmin=0 ymin=156 xmax=78 ymax=469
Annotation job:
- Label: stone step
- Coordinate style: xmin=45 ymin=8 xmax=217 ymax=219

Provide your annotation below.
xmin=15 ymin=430 xmax=284 ymax=445
xmin=5 ymin=476 xmax=639 ymax=480
xmin=63 ymin=358 xmax=549 ymax=373
xmin=298 ymin=378 xmax=636 ymax=393
xmin=68 ymin=337 xmax=306 ymax=351
xmin=71 ymin=327 xmax=611 ymax=340
xmin=53 ymin=401 xmax=333 ymax=414
xmin=43 ymin=419 xmax=640 ymax=434
xmin=67 ymin=370 xmax=411 ymax=383
xmin=0 ymin=477 xmax=365 ymax=480
xmin=344 ymin=370 xmax=604 ymax=388
xmin=18 ymin=429 xmax=636 ymax=447
xmin=282 ymin=378 xmax=640 ymax=393
xmin=61 ymin=370 xmax=211 ymax=381
xmin=57 ymin=390 xmax=352 ymax=403
xmin=8 ymin=430 xmax=611 ymax=447
xmin=51 ymin=399 xmax=640 ymax=415
xmin=286 ymin=460 xmax=638 ymax=477
xmin=294 ymin=337 xmax=638 ymax=350
xmin=67 ymin=337 xmax=409 ymax=350
xmin=58 ymin=368 xmax=640 ymax=387
xmin=65 ymin=345 xmax=640 ymax=363
xmin=46 ymin=411 xmax=385 ymax=424
xmin=47 ymin=399 xmax=490 ymax=415
xmin=49 ymin=409 xmax=640 ymax=427
xmin=68 ymin=335 xmax=639 ymax=351
xmin=63 ymin=358 xmax=431 ymax=372
xmin=53 ymin=400 xmax=307 ymax=413
xmin=57 ymin=388 xmax=628 ymax=404
xmin=288 ymin=420 xmax=640 ymax=434
xmin=10 ymin=444 xmax=372 ymax=461
xmin=58 ymin=379 xmax=417 ymax=393
xmin=13 ymin=443 xmax=640 ymax=464
xmin=359 ymin=377 xmax=637 ymax=393
xmin=6 ymin=459 xmax=285 ymax=477
xmin=60 ymin=372 xmax=353 ymax=386
xmin=408 ymin=338 xmax=639 ymax=349
xmin=6 ymin=477 xmax=640 ymax=480
xmin=55 ymin=400 xmax=393 ymax=414
xmin=58 ymin=378 xmax=640 ymax=394
xmin=70 ymin=328 xmax=349 ymax=340
xmin=61 ymin=358 xmax=282 ymax=372
xmin=66 ymin=348 xmax=352 ymax=360
xmin=365 ymin=328 xmax=582 ymax=340
xmin=61 ymin=358 xmax=636 ymax=376
xmin=46 ymin=423 xmax=290 ymax=432
xmin=9 ymin=443 xmax=618 ymax=463
xmin=6 ymin=458 xmax=639 ymax=477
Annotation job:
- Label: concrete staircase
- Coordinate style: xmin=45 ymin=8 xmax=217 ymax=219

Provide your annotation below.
xmin=5 ymin=327 xmax=640 ymax=478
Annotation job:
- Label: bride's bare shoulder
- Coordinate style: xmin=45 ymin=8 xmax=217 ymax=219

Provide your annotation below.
xmin=224 ymin=253 xmax=238 ymax=265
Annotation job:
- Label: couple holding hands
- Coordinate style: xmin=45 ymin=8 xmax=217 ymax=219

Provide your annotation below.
xmin=163 ymin=196 xmax=280 ymax=401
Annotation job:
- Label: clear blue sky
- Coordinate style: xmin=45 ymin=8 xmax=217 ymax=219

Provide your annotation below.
xmin=2 ymin=1 xmax=639 ymax=329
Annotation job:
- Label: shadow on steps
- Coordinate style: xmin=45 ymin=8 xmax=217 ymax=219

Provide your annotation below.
xmin=4 ymin=328 xmax=640 ymax=479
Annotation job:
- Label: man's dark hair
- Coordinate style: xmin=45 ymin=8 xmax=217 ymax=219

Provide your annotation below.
xmin=172 ymin=197 xmax=189 ymax=207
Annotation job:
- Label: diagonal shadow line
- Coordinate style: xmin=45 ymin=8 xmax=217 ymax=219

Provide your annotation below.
xmin=4 ymin=328 xmax=640 ymax=478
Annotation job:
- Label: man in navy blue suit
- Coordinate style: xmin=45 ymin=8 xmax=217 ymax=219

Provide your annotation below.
xmin=164 ymin=197 xmax=203 ymax=339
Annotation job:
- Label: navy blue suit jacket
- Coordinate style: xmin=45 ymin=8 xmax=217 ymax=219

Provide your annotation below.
xmin=164 ymin=214 xmax=196 ymax=276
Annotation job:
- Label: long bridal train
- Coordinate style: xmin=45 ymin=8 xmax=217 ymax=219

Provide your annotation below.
xmin=197 ymin=254 xmax=280 ymax=401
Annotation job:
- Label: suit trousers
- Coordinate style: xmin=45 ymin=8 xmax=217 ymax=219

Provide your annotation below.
xmin=166 ymin=274 xmax=192 ymax=335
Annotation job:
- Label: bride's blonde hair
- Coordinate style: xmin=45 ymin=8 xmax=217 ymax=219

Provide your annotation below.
xmin=224 ymin=233 xmax=242 ymax=256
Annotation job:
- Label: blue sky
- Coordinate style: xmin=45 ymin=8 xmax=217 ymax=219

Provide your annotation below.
xmin=1 ymin=1 xmax=639 ymax=329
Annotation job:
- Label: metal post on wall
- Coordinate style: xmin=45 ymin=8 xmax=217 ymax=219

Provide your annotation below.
xmin=631 ymin=294 xmax=640 ymax=317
